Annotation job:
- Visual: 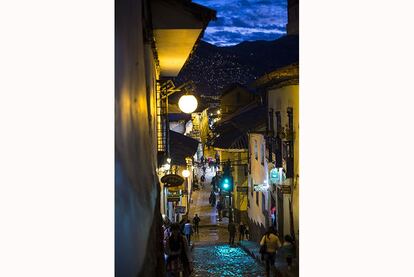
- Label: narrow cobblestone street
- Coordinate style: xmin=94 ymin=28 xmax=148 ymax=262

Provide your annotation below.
xmin=189 ymin=166 xmax=265 ymax=276
xmin=192 ymin=244 xmax=265 ymax=277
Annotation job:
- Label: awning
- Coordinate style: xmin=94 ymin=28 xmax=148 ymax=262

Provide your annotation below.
xmin=210 ymin=104 xmax=267 ymax=149
xmin=169 ymin=130 xmax=199 ymax=165
xmin=151 ymin=0 xmax=216 ymax=77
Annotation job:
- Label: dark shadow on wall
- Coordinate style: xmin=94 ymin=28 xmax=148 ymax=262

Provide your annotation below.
xmin=137 ymin=183 xmax=165 ymax=277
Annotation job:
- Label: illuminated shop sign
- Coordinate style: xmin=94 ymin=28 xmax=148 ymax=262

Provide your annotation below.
xmin=253 ymin=183 xmax=269 ymax=192
xmin=161 ymin=174 xmax=184 ymax=187
xmin=269 ymin=168 xmax=286 ymax=185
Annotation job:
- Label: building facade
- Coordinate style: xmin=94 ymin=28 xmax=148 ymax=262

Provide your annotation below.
xmin=115 ymin=0 xmax=214 ymax=276
xmin=254 ymin=64 xmax=299 ymax=241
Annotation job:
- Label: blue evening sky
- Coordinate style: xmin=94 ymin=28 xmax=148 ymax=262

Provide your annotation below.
xmin=194 ymin=0 xmax=287 ymax=46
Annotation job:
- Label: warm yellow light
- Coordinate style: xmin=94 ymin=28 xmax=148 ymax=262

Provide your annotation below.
xmin=178 ymin=95 xmax=198 ymax=114
xmin=182 ymin=169 xmax=190 ymax=178
xmin=217 ymin=110 xmax=221 ymax=115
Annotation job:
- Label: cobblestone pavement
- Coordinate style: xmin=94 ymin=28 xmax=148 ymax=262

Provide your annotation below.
xmin=188 ymin=166 xmax=265 ymax=276
xmin=191 ymin=244 xmax=265 ymax=277
xmin=192 ymin=226 xmax=228 ymax=245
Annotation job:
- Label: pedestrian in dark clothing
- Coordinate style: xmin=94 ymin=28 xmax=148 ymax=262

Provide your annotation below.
xmin=215 ymin=152 xmax=220 ymax=170
xmin=216 ymin=201 xmax=223 ymax=221
xmin=238 ymin=222 xmax=246 ymax=241
xmin=245 ymin=227 xmax=250 ymax=240
xmin=211 ymin=176 xmax=217 ymax=192
xmin=280 ymin=235 xmax=296 ymax=270
xmin=209 ymin=191 xmax=214 ymax=205
xmin=179 ymin=218 xmax=186 ymax=234
xmin=192 ymin=214 xmax=200 ymax=234
xmin=211 ymin=193 xmax=216 ymax=207
xmin=200 ymin=175 xmax=206 ymax=189
xmin=209 ymin=159 xmax=214 ymax=172
xmin=228 ymin=221 xmax=237 ymax=245
xmin=165 ymin=223 xmax=193 ymax=277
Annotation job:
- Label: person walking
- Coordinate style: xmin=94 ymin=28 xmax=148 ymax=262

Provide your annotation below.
xmin=209 ymin=191 xmax=214 ymax=205
xmin=216 ymin=200 xmax=223 ymax=221
xmin=215 ymin=152 xmax=220 ymax=171
xmin=260 ymin=227 xmax=281 ymax=277
xmin=192 ymin=214 xmax=200 ymax=234
xmin=238 ymin=222 xmax=246 ymax=241
xmin=200 ymin=174 xmax=205 ymax=189
xmin=183 ymin=220 xmax=193 ymax=245
xmin=165 ymin=223 xmax=193 ymax=277
xmin=211 ymin=176 xmax=217 ymax=192
xmin=228 ymin=221 xmax=237 ymax=245
xmin=244 ymin=226 xmax=250 ymax=240
xmin=280 ymin=235 xmax=296 ymax=271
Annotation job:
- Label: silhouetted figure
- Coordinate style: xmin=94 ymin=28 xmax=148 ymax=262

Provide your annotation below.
xmin=228 ymin=221 xmax=237 ymax=245
xmin=192 ymin=214 xmax=200 ymax=234
xmin=216 ymin=201 xmax=223 ymax=221
xmin=239 ymin=222 xmax=246 ymax=241
xmin=280 ymin=235 xmax=296 ymax=270
xmin=165 ymin=223 xmax=193 ymax=276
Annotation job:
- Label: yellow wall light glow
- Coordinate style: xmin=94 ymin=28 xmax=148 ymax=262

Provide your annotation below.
xmin=182 ymin=169 xmax=190 ymax=178
xmin=178 ymin=95 xmax=198 ymax=114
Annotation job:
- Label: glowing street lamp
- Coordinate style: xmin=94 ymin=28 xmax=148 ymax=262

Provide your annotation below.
xmin=178 ymin=94 xmax=198 ymax=114
xmin=182 ymin=169 xmax=190 ymax=178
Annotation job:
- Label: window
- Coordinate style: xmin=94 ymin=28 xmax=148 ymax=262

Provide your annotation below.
xmin=254 ymin=140 xmax=258 ymax=160
xmin=260 ymin=143 xmax=265 ymax=165
xmin=262 ymin=193 xmax=266 ymax=213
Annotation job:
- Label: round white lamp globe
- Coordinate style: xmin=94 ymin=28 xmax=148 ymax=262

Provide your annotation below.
xmin=182 ymin=169 xmax=190 ymax=178
xmin=178 ymin=95 xmax=198 ymax=114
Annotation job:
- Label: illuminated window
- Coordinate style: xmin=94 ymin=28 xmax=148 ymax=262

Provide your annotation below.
xmin=254 ymin=140 xmax=258 ymax=160
xmin=260 ymin=143 xmax=265 ymax=165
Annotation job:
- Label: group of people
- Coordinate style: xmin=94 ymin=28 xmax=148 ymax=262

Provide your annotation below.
xmin=200 ymin=152 xmax=221 ymax=174
xmin=227 ymin=221 xmax=250 ymax=245
xmin=162 ymin=214 xmax=201 ymax=276
xmin=259 ymin=226 xmax=296 ymax=277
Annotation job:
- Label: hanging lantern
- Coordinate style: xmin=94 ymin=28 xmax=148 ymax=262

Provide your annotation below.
xmin=178 ymin=94 xmax=198 ymax=114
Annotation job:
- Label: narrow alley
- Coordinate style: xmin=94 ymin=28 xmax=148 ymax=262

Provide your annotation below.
xmin=188 ymin=166 xmax=265 ymax=277
xmin=115 ymin=0 xmax=299 ymax=276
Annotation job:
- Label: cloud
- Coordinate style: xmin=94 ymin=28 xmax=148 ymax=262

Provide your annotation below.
xmin=194 ymin=0 xmax=287 ymax=46
xmin=202 ymin=28 xmax=285 ymax=47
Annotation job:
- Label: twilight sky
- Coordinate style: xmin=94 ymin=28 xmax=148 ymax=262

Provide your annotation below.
xmin=194 ymin=0 xmax=287 ymax=47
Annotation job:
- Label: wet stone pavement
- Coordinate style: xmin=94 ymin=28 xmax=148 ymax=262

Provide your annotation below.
xmin=188 ymin=165 xmax=266 ymax=276
xmin=191 ymin=244 xmax=265 ymax=277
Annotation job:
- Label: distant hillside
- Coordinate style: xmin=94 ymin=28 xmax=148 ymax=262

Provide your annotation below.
xmin=174 ymin=35 xmax=299 ymax=97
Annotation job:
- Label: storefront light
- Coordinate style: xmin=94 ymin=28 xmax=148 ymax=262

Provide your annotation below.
xmin=182 ymin=169 xmax=190 ymax=178
xmin=163 ymin=163 xmax=171 ymax=171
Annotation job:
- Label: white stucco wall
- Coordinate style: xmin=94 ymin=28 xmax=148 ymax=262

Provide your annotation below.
xmin=247 ymin=133 xmax=269 ymax=228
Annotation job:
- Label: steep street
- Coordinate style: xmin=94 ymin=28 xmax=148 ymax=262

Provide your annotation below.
xmin=189 ymin=167 xmax=265 ymax=276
